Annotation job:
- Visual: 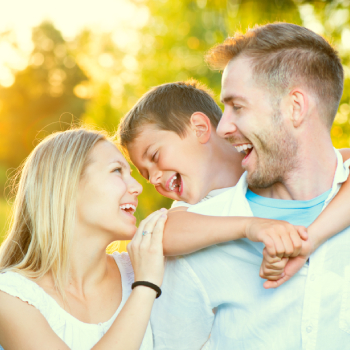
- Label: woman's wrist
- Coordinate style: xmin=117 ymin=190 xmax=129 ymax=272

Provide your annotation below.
xmin=131 ymin=284 xmax=158 ymax=299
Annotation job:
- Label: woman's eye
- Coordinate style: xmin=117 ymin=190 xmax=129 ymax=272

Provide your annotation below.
xmin=113 ymin=167 xmax=122 ymax=173
xmin=233 ymin=105 xmax=242 ymax=111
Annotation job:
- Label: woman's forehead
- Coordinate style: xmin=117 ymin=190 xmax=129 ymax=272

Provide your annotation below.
xmin=90 ymin=140 xmax=127 ymax=166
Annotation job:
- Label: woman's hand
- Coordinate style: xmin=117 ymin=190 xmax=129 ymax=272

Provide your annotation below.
xmin=127 ymin=209 xmax=167 ymax=287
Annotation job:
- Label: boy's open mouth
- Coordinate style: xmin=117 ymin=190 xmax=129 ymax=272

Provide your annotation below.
xmin=235 ymin=143 xmax=253 ymax=160
xmin=167 ymin=173 xmax=182 ymax=193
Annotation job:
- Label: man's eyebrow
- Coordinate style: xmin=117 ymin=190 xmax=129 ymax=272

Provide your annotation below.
xmin=220 ymin=94 xmax=248 ymax=104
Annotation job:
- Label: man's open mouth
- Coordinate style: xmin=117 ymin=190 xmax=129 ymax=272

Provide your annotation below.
xmin=235 ymin=143 xmax=253 ymax=159
xmin=167 ymin=173 xmax=182 ymax=193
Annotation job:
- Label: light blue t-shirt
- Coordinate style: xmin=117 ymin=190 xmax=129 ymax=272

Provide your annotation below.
xmin=246 ymin=188 xmax=331 ymax=227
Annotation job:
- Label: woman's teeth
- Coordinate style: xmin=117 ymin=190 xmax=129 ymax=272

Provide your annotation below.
xmin=235 ymin=144 xmax=253 ymax=154
xmin=120 ymin=204 xmax=136 ymax=214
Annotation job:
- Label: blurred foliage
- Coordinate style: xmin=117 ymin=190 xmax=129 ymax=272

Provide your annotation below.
xmin=1 ymin=0 xmax=350 ymax=249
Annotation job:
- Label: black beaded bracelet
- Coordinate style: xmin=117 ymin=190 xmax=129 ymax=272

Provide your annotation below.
xmin=131 ymin=281 xmax=162 ymax=299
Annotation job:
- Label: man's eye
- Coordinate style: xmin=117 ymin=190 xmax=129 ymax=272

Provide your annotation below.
xmin=233 ymin=105 xmax=242 ymax=111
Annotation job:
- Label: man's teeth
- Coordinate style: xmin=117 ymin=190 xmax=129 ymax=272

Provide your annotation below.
xmin=235 ymin=144 xmax=253 ymax=153
xmin=120 ymin=204 xmax=136 ymax=213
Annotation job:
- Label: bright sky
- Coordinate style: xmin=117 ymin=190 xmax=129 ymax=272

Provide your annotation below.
xmin=0 ymin=0 xmax=149 ymax=86
xmin=0 ymin=0 xmax=148 ymax=38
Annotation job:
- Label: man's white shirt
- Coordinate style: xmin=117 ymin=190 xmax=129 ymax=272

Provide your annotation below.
xmin=150 ymin=149 xmax=350 ymax=350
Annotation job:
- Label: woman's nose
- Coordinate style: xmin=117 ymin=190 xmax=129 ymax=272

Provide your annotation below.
xmin=129 ymin=177 xmax=143 ymax=196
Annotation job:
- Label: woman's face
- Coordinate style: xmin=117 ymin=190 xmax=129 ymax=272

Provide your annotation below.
xmin=76 ymin=140 xmax=143 ymax=240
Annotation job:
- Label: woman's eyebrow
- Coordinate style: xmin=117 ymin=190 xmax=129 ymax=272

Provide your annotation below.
xmin=109 ymin=160 xmax=129 ymax=170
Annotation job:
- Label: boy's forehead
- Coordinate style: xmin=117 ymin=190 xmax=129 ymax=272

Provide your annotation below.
xmin=127 ymin=125 xmax=159 ymax=159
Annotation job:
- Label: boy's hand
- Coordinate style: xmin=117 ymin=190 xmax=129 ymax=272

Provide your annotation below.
xmin=245 ymin=218 xmax=308 ymax=258
xmin=260 ymin=238 xmax=313 ymax=289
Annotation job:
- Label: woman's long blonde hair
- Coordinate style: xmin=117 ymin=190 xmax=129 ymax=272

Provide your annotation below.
xmin=0 ymin=128 xmax=108 ymax=295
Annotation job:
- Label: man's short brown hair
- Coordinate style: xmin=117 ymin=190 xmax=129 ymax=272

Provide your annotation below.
xmin=206 ymin=23 xmax=344 ymax=128
xmin=117 ymin=79 xmax=222 ymax=148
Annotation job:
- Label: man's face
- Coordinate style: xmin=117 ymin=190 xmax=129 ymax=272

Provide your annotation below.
xmin=127 ymin=125 xmax=215 ymax=204
xmin=218 ymin=57 xmax=298 ymax=188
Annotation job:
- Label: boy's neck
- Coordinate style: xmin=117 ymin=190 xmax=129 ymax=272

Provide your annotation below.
xmin=202 ymin=137 xmax=244 ymax=197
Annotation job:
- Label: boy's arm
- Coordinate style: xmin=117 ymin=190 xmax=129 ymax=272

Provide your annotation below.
xmin=163 ymin=208 xmax=307 ymax=258
xmin=262 ymin=147 xmax=350 ymax=288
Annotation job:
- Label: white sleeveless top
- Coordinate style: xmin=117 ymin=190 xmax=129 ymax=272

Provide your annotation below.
xmin=0 ymin=252 xmax=153 ymax=350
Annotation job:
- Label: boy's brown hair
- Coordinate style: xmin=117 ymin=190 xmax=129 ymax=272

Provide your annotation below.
xmin=118 ymin=79 xmax=222 ymax=148
xmin=206 ymin=22 xmax=344 ymax=128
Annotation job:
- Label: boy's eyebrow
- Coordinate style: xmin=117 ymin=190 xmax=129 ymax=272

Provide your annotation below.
xmin=142 ymin=144 xmax=154 ymax=160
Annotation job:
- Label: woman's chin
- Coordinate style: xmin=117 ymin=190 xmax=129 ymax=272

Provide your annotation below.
xmin=113 ymin=224 xmax=137 ymax=240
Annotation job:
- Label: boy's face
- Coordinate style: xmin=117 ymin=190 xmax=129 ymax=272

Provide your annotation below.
xmin=127 ymin=124 xmax=215 ymax=204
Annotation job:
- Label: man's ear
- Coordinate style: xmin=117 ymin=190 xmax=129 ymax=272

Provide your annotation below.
xmin=289 ymin=89 xmax=308 ymax=128
xmin=190 ymin=112 xmax=212 ymax=144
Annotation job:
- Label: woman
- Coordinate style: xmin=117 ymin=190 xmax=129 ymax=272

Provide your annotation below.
xmin=0 ymin=128 xmax=166 ymax=349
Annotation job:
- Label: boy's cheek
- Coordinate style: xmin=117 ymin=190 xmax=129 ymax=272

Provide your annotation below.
xmin=155 ymin=186 xmax=176 ymax=200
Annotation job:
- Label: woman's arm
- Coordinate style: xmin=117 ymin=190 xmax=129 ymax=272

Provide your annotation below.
xmin=0 ymin=211 xmax=167 ymax=350
xmin=93 ymin=210 xmax=167 ymax=349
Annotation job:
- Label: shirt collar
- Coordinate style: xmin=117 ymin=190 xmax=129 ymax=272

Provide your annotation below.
xmin=236 ymin=148 xmax=350 ymax=205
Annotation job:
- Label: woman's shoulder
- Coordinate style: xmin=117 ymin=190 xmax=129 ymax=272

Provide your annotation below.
xmin=0 ymin=271 xmax=63 ymax=323
xmin=110 ymin=251 xmax=134 ymax=288
xmin=0 ymin=271 xmax=42 ymax=304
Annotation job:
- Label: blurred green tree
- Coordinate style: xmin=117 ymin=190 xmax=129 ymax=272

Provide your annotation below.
xmin=0 ymin=22 xmax=88 ymax=171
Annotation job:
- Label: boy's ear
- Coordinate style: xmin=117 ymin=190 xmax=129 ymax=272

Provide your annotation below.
xmin=190 ymin=112 xmax=211 ymax=144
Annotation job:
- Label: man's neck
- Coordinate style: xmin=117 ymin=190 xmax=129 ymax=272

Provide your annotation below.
xmin=251 ymin=143 xmax=337 ymax=201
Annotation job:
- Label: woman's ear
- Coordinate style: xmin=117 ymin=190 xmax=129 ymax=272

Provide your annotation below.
xmin=190 ymin=112 xmax=212 ymax=144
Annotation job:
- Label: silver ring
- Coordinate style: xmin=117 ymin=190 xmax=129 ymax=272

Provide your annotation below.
xmin=142 ymin=230 xmax=151 ymax=236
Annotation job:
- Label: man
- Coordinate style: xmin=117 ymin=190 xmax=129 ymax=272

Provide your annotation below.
xmin=146 ymin=23 xmax=350 ymax=349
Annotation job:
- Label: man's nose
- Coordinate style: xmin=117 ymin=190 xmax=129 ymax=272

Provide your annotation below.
xmin=217 ymin=109 xmax=238 ymax=139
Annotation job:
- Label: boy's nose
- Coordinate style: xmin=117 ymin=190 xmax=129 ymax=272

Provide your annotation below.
xmin=149 ymin=171 xmax=162 ymax=186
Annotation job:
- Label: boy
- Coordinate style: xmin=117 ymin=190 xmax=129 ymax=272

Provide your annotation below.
xmin=118 ymin=80 xmax=350 ymax=349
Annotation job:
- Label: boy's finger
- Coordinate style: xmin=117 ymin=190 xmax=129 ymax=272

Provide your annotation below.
xmin=279 ymin=232 xmax=294 ymax=257
xmin=296 ymin=226 xmax=308 ymax=241
xmin=270 ymin=233 xmax=285 ymax=258
xmin=262 ymin=236 xmax=277 ymax=257
xmin=262 ymin=248 xmax=281 ymax=263
xmin=289 ymin=229 xmax=302 ymax=257
xmin=263 ymin=274 xmax=291 ymax=289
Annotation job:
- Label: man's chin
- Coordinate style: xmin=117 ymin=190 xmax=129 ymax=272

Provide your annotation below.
xmin=246 ymin=170 xmax=278 ymax=189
